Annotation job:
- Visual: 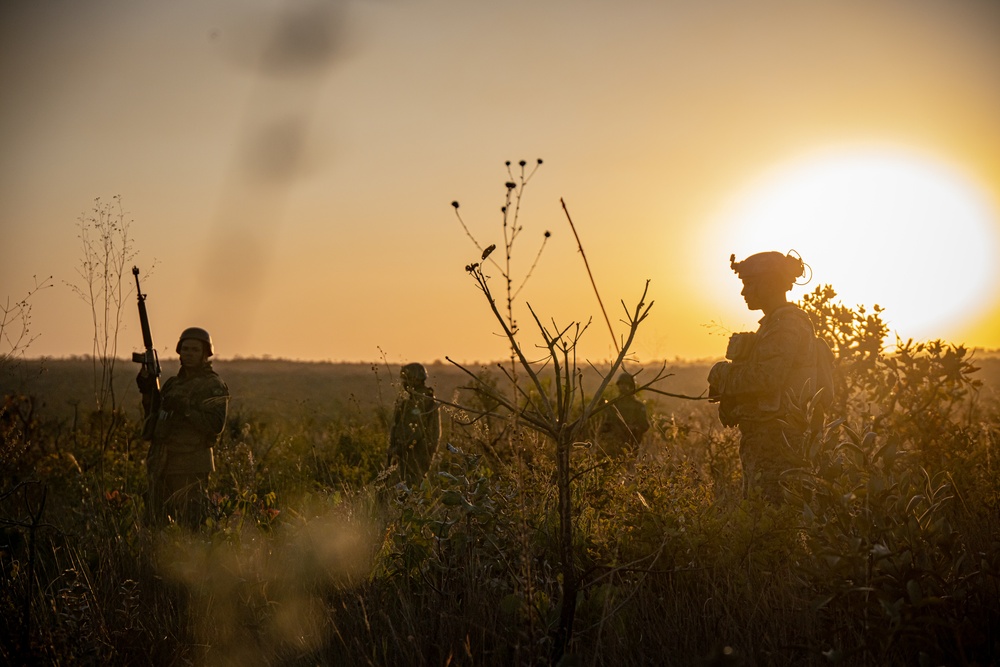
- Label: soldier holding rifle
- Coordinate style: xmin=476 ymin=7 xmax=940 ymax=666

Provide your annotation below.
xmin=132 ymin=268 xmax=229 ymax=528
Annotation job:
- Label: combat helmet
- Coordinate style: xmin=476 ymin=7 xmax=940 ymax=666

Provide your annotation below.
xmin=176 ymin=327 xmax=214 ymax=357
xmin=400 ymin=362 xmax=427 ymax=384
xmin=616 ymin=372 xmax=636 ymax=392
xmin=730 ymin=251 xmax=807 ymax=288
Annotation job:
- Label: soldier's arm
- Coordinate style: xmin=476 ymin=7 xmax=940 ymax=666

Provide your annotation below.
xmin=137 ymin=373 xmax=154 ymax=419
xmin=137 ymin=372 xmax=169 ymax=419
xmin=135 ymin=369 xmax=159 ymax=396
xmin=425 ymin=394 xmax=441 ymax=453
xmin=387 ymin=432 xmax=401 ymax=459
xmin=636 ymin=401 xmax=651 ymax=437
xmin=390 ymin=397 xmax=408 ymax=434
xmin=182 ymin=380 xmax=230 ymax=439
xmin=387 ymin=399 xmax=406 ymax=459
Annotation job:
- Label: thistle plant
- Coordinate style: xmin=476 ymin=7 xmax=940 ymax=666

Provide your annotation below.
xmin=451 ymin=159 xmax=549 ymax=389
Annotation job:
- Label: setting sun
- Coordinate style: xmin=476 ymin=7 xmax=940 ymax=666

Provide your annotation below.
xmin=702 ymin=147 xmax=1000 ymax=343
xmin=3 ymin=1 xmax=999 ymax=363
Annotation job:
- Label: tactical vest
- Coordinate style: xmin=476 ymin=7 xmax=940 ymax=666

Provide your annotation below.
xmin=720 ymin=304 xmax=822 ymax=426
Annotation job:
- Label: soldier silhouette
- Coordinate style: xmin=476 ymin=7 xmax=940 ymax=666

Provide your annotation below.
xmin=387 ymin=363 xmax=441 ymax=486
xmin=708 ymin=251 xmax=824 ymax=502
xmin=138 ymin=327 xmax=229 ymax=527
xmin=598 ymin=372 xmax=650 ymax=460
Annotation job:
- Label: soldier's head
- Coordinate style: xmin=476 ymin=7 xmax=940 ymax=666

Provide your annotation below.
xmin=730 ymin=251 xmax=806 ymax=312
xmin=400 ymin=362 xmax=427 ymax=389
xmin=176 ymin=327 xmax=213 ymax=368
xmin=616 ymin=372 xmax=637 ymax=394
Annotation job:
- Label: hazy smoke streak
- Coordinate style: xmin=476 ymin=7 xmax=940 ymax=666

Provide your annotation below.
xmin=195 ymin=0 xmax=346 ymax=350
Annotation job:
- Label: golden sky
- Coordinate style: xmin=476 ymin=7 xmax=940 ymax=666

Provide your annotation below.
xmin=2 ymin=0 xmax=999 ymax=366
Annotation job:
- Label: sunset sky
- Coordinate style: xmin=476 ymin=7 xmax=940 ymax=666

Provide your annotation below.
xmin=2 ymin=0 xmax=999 ymax=368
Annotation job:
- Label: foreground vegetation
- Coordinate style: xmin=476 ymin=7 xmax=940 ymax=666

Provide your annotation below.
xmin=6 ymin=166 xmax=997 ymax=666
xmin=3 ymin=294 xmax=999 ymax=666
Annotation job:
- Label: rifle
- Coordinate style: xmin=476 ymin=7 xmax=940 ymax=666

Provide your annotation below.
xmin=131 ymin=266 xmax=161 ymax=439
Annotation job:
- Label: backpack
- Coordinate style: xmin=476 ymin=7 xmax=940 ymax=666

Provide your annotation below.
xmin=813 ymin=336 xmax=836 ymax=409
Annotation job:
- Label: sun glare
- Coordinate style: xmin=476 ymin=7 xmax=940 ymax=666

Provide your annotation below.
xmin=703 ymin=147 xmax=1000 ymax=342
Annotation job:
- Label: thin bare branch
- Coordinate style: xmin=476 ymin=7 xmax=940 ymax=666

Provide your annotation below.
xmin=562 ymin=198 xmax=618 ymax=354
xmin=512 ymin=232 xmax=550 ymax=300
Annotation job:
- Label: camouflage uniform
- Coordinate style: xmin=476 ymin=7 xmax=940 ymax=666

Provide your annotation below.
xmin=140 ymin=362 xmax=229 ymax=527
xmin=388 ymin=364 xmax=440 ymax=486
xmin=711 ymin=303 xmax=818 ymax=501
xmin=598 ymin=374 xmax=650 ymax=459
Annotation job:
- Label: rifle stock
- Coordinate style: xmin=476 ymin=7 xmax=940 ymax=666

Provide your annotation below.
xmin=132 ymin=266 xmax=161 ymax=439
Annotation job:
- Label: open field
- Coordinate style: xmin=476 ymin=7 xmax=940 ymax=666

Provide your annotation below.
xmin=5 ymin=351 xmax=999 ymax=421
xmin=3 ymin=352 xmax=1000 ymax=665
xmin=0 ymin=356 xmax=731 ymax=420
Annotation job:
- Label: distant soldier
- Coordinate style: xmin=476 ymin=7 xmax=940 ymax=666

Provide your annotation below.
xmin=387 ymin=363 xmax=441 ymax=486
xmin=138 ymin=327 xmax=229 ymax=528
xmin=708 ymin=251 xmax=825 ymax=502
xmin=598 ymin=372 xmax=650 ymax=459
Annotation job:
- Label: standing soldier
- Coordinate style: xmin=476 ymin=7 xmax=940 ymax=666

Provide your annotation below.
xmin=387 ymin=363 xmax=440 ymax=486
xmin=708 ymin=251 xmax=823 ymax=502
xmin=138 ymin=327 xmax=229 ymax=528
xmin=598 ymin=372 xmax=650 ymax=460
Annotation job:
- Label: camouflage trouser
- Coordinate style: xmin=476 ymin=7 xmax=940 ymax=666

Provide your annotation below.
xmin=146 ymin=443 xmax=208 ymax=528
xmin=149 ymin=472 xmax=209 ymax=529
xmin=389 ymin=440 xmax=433 ymax=487
xmin=146 ymin=441 xmax=168 ymax=526
xmin=738 ymin=422 xmax=805 ymax=503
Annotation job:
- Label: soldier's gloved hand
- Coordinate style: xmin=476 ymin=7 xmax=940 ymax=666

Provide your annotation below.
xmin=136 ymin=370 xmax=157 ymax=394
xmin=726 ymin=332 xmax=756 ymax=361
xmin=708 ymin=361 xmax=731 ymax=401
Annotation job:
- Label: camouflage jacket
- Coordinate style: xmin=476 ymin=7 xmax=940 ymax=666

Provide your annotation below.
xmin=715 ymin=303 xmax=818 ymax=428
xmin=598 ymin=394 xmax=650 ymax=457
xmin=388 ymin=386 xmax=440 ymax=479
xmin=147 ymin=364 xmax=229 ymax=475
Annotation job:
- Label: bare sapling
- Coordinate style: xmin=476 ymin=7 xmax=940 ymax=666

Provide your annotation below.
xmin=449 ymin=161 xmax=682 ymax=660
xmin=66 ymin=195 xmax=140 ymax=413
xmin=452 ymin=159 xmax=549 ymax=395
xmin=451 ymin=252 xmax=670 ymax=660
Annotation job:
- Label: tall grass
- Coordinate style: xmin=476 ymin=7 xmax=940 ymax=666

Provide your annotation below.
xmin=2 ymin=344 xmax=999 ymax=665
xmin=2 ymin=177 xmax=999 ymax=664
